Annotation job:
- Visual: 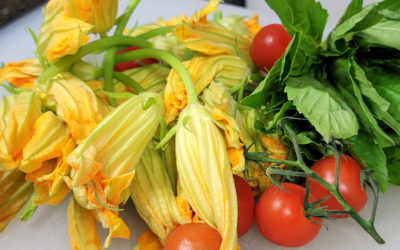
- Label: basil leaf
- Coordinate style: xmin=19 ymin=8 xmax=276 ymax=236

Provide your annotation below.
xmin=284 ymin=75 xmax=359 ymax=141
xmin=348 ymin=130 xmax=388 ymax=192
xmin=384 ymin=147 xmax=400 ymax=185
xmin=336 ymin=0 xmax=364 ymax=27
xmin=357 ymin=19 xmax=400 ymax=50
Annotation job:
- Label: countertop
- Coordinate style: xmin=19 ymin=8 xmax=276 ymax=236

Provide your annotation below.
xmin=0 ymin=0 xmax=399 ymax=249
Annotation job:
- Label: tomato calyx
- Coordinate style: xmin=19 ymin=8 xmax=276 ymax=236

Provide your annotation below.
xmin=245 ymin=120 xmax=385 ymax=244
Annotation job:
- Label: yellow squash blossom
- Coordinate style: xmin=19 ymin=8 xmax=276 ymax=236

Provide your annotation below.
xmin=0 ymin=58 xmax=42 ymax=89
xmin=175 ymin=104 xmax=238 ymax=250
xmin=20 ymin=111 xmax=71 ymax=173
xmin=67 ymin=197 xmax=101 ymax=250
xmin=0 ymin=91 xmax=42 ymax=170
xmin=0 ymin=169 xmax=34 ymax=232
xmin=130 ymin=144 xmax=189 ymax=243
xmin=164 ymin=55 xmax=250 ymax=123
xmin=243 ymin=14 xmax=262 ymax=35
xmin=201 ymin=82 xmax=245 ymax=174
xmin=65 ymin=92 xmax=163 ymax=246
xmin=65 ymin=0 xmax=118 ymax=33
xmin=25 ymin=138 xmax=75 ymax=205
xmin=37 ymin=0 xmax=93 ymax=64
xmin=48 ymin=73 xmax=110 ymax=144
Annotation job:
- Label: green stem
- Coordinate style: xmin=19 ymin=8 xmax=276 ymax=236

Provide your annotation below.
xmin=103 ymin=48 xmax=117 ymax=106
xmin=37 ymin=36 xmax=151 ymax=85
xmin=135 ymin=26 xmax=175 ymax=40
xmin=115 ymin=0 xmax=141 ymax=35
xmin=113 ymin=71 xmax=145 ymax=93
xmin=115 ymin=48 xmax=197 ymax=104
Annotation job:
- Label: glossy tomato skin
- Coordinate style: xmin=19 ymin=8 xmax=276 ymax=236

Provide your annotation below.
xmin=255 ymin=183 xmax=322 ymax=247
xmin=308 ymin=155 xmax=367 ymax=218
xmin=233 ymin=175 xmax=255 ymax=237
xmin=114 ymin=46 xmax=157 ymax=72
xmin=250 ymin=24 xmax=291 ymax=71
xmin=164 ymin=223 xmax=221 ymax=250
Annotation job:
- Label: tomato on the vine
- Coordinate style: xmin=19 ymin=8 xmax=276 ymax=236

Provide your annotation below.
xmin=250 ymin=24 xmax=291 ymax=71
xmin=113 ymin=46 xmax=157 ymax=72
xmin=255 ymin=183 xmax=322 ymax=247
xmin=308 ymin=155 xmax=367 ymax=218
xmin=164 ymin=223 xmax=221 ymax=250
xmin=233 ymin=175 xmax=254 ymax=237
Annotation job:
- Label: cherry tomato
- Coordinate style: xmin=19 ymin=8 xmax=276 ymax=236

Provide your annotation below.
xmin=250 ymin=24 xmax=291 ymax=71
xmin=233 ymin=175 xmax=254 ymax=237
xmin=308 ymin=155 xmax=367 ymax=218
xmin=114 ymin=46 xmax=157 ymax=72
xmin=164 ymin=223 xmax=221 ymax=250
xmin=255 ymin=183 xmax=322 ymax=247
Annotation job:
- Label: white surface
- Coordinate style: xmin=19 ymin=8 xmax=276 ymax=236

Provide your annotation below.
xmin=0 ymin=0 xmax=400 ymax=249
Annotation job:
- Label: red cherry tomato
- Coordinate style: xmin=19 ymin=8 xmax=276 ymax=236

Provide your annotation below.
xmin=250 ymin=24 xmax=291 ymax=71
xmin=164 ymin=223 xmax=221 ymax=250
xmin=114 ymin=46 xmax=157 ymax=72
xmin=233 ymin=175 xmax=254 ymax=237
xmin=308 ymin=155 xmax=367 ymax=218
xmin=255 ymin=183 xmax=322 ymax=247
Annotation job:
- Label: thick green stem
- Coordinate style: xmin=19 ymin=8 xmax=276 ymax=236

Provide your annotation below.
xmin=37 ymin=36 xmax=151 ymax=85
xmin=115 ymin=48 xmax=197 ymax=104
xmin=103 ymin=49 xmax=118 ymax=106
xmin=115 ymin=0 xmax=141 ymax=35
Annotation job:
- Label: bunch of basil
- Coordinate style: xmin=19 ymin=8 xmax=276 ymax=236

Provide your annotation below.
xmin=243 ymin=0 xmax=400 ymax=192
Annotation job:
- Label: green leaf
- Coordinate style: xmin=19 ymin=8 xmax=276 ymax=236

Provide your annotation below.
xmin=336 ymin=0 xmax=363 ymax=27
xmin=330 ymin=57 xmax=395 ymax=147
xmin=357 ymin=18 xmax=400 ymax=50
xmin=326 ymin=3 xmax=383 ymax=55
xmin=265 ymin=102 xmax=294 ymax=132
xmin=364 ymin=64 xmax=400 ymax=124
xmin=347 ymin=130 xmax=388 ymax=192
xmin=284 ymin=75 xmax=359 ymax=141
xmin=384 ymin=146 xmax=400 ymax=185
xmin=265 ymin=0 xmax=327 ymax=43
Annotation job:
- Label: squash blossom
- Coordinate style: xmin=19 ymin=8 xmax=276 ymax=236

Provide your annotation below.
xmin=25 ymin=138 xmax=75 ymax=205
xmin=65 ymin=0 xmax=118 ymax=33
xmin=0 ymin=91 xmax=42 ymax=171
xmin=37 ymin=0 xmax=93 ymax=64
xmin=134 ymin=229 xmax=163 ymax=250
xmin=164 ymin=55 xmax=250 ymax=124
xmin=0 ymin=58 xmax=42 ymax=89
xmin=175 ymin=104 xmax=238 ymax=250
xmin=0 ymin=169 xmax=34 ymax=232
xmin=65 ymin=92 xmax=164 ymax=246
xmin=173 ymin=0 xmax=254 ymax=68
xmin=201 ymin=82 xmax=245 ymax=174
xmin=48 ymin=73 xmax=110 ymax=144
xmin=130 ymin=144 xmax=189 ymax=243
xmin=67 ymin=196 xmax=102 ymax=250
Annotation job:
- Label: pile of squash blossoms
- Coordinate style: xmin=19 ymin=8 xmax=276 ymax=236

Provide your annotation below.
xmin=0 ymin=0 xmax=288 ymax=249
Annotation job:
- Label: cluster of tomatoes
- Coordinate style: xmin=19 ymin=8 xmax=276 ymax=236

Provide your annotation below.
xmin=164 ymin=154 xmax=367 ymax=250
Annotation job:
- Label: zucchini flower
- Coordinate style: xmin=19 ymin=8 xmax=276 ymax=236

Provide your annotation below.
xmin=25 ymin=138 xmax=75 ymax=205
xmin=20 ymin=111 xmax=71 ymax=173
xmin=65 ymin=92 xmax=164 ymax=246
xmin=175 ymin=104 xmax=238 ymax=250
xmin=201 ymin=82 xmax=245 ymax=174
xmin=164 ymin=55 xmax=250 ymax=123
xmin=0 ymin=91 xmax=42 ymax=170
xmin=65 ymin=0 xmax=118 ymax=33
xmin=48 ymin=73 xmax=110 ymax=144
xmin=173 ymin=0 xmax=254 ymax=68
xmin=130 ymin=144 xmax=189 ymax=243
xmin=0 ymin=169 xmax=34 ymax=232
xmin=37 ymin=0 xmax=93 ymax=64
xmin=121 ymin=64 xmax=170 ymax=93
xmin=67 ymin=196 xmax=101 ymax=250
xmin=0 ymin=58 xmax=41 ymax=89
xmin=243 ymin=14 xmax=262 ymax=35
